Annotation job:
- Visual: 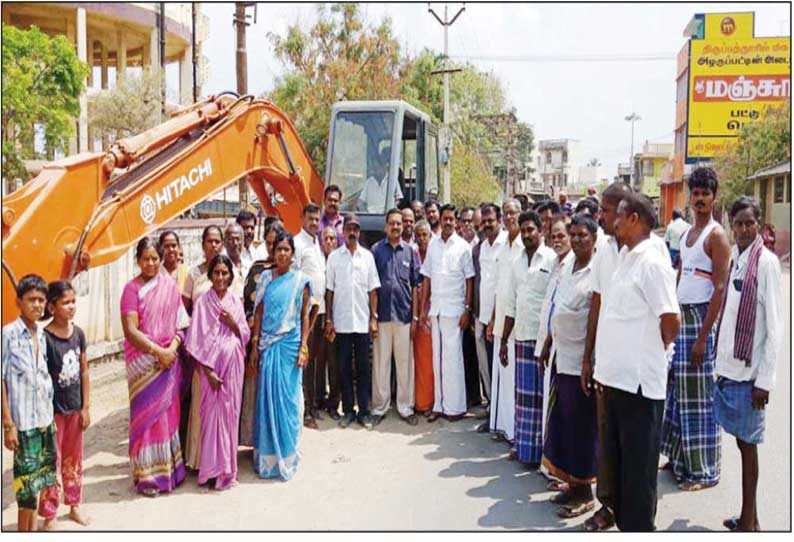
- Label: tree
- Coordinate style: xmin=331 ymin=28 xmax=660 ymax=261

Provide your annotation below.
xmin=88 ymin=68 xmax=170 ymax=142
xmin=712 ymin=103 xmax=790 ymax=210
xmin=268 ymin=3 xmax=405 ymax=174
xmin=451 ymin=145 xmax=500 ymax=207
xmin=2 ymin=24 xmax=88 ymax=183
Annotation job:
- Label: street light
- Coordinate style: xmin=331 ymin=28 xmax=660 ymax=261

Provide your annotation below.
xmin=625 ymin=112 xmax=641 ymax=187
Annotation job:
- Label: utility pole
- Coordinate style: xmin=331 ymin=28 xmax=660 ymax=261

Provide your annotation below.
xmin=625 ymin=112 xmax=641 ymax=187
xmin=429 ymin=3 xmax=465 ymax=204
xmin=233 ymin=3 xmax=256 ymax=212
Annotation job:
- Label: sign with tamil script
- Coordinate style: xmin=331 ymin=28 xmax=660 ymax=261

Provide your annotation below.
xmin=686 ymin=12 xmax=791 ymax=161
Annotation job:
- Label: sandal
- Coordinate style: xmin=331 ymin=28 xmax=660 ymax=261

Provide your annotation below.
xmin=141 ymin=488 xmax=159 ymax=498
xmin=558 ymin=500 xmax=595 ymax=519
xmin=427 ymin=412 xmax=441 ymax=423
xmin=547 ymin=478 xmax=569 ymax=492
xmin=550 ymin=489 xmax=574 ymax=505
xmin=659 ymin=461 xmax=672 ymax=471
xmin=583 ymin=506 xmax=615 ymax=531
xmin=678 ymin=480 xmax=718 ymax=492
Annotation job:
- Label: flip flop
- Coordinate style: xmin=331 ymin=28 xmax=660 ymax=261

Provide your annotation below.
xmin=558 ymin=500 xmax=595 ymax=519
xmin=678 ymin=480 xmax=718 ymax=492
xmin=547 ymin=478 xmax=569 ymax=492
xmin=723 ymin=517 xmax=760 ymax=531
xmin=659 ymin=461 xmax=672 ymax=471
xmin=583 ymin=506 xmax=615 ymax=531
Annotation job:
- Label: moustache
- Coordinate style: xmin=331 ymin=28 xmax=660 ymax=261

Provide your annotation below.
xmin=695 ymin=201 xmax=705 ymax=207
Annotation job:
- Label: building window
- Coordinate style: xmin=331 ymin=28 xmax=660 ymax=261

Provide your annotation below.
xmin=643 ymin=160 xmax=653 ymax=176
xmin=562 ymin=151 xmax=568 ymax=164
xmin=774 ymin=176 xmax=785 ymax=203
xmin=563 ymin=173 xmax=568 ymax=185
xmin=546 ymin=152 xmax=552 ymax=164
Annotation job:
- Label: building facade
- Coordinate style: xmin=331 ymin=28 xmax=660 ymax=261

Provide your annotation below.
xmin=633 ymin=142 xmax=673 ymax=199
xmin=750 ymin=160 xmax=791 ymax=258
xmin=536 ymin=139 xmax=581 ymax=194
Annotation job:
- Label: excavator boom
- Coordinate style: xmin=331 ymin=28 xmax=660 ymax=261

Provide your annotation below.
xmin=2 ymin=95 xmax=324 ymax=325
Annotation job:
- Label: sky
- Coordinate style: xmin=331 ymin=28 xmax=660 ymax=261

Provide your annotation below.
xmin=199 ymin=2 xmax=790 ymax=179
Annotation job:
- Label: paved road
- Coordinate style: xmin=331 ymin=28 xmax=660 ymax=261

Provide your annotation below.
xmin=2 ymin=272 xmax=789 ymax=531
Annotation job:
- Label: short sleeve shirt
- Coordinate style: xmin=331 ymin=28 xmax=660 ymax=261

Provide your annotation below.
xmin=1 ymin=318 xmax=54 ymax=431
xmin=420 ymin=233 xmax=475 ymax=318
xmin=45 ymin=326 xmax=86 ymax=414
xmin=294 ymin=228 xmax=327 ymax=314
xmin=326 ymin=245 xmax=381 ymax=333
xmin=372 ymin=239 xmax=421 ymax=324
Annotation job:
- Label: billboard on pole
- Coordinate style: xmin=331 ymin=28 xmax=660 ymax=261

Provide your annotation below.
xmin=685 ymin=12 xmax=791 ymax=162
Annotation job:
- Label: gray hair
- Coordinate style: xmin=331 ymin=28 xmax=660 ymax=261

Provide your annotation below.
xmin=414 ymin=219 xmax=431 ymax=233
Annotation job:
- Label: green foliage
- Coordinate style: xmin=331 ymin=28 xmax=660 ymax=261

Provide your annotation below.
xmin=2 ymin=24 xmax=88 ymax=183
xmin=451 ymin=146 xmax=500 ymax=206
xmin=88 ymin=68 xmax=169 ymax=142
xmin=267 ymin=5 xmax=531 ymax=207
xmin=268 ymin=3 xmax=405 ymax=174
xmin=712 ymin=103 xmax=791 ymax=210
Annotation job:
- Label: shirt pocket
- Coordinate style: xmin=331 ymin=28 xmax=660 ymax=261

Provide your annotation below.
xmin=396 ymin=258 xmax=412 ymax=284
xmin=353 ymin=263 xmax=369 ymax=288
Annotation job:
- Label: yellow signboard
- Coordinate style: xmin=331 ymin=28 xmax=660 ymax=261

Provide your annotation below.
xmin=686 ymin=13 xmax=791 ymax=161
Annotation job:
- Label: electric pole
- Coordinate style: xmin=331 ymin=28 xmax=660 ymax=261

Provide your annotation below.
xmin=429 ymin=3 xmax=465 ymax=204
xmin=233 ymin=3 xmax=256 ymax=212
xmin=625 ymin=111 xmax=641 ymax=188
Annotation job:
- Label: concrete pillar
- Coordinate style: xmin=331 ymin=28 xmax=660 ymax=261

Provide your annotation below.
xmin=180 ymin=46 xmax=193 ymax=105
xmin=117 ymin=30 xmax=127 ymax=84
xmin=100 ymin=40 xmax=108 ymax=89
xmin=148 ymin=28 xmax=159 ymax=71
xmin=76 ymin=8 xmax=88 ymax=153
xmin=66 ymin=16 xmax=77 ymax=155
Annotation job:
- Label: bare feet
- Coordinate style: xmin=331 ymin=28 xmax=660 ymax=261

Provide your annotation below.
xmin=69 ymin=506 xmax=90 ymax=526
xmin=41 ymin=518 xmax=57 ymax=531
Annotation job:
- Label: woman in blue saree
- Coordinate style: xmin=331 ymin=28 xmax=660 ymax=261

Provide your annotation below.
xmin=249 ymin=231 xmax=311 ymax=481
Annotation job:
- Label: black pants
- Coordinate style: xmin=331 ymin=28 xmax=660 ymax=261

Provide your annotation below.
xmin=600 ymin=385 xmax=664 ymax=532
xmin=304 ymin=314 xmax=325 ymax=414
xmin=462 ymin=327 xmax=482 ymax=406
xmin=337 ymin=332 xmax=371 ymax=416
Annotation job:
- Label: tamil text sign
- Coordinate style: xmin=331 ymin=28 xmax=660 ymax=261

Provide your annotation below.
xmin=686 ymin=13 xmax=791 ymax=161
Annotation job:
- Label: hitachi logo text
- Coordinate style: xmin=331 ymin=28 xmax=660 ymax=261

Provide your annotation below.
xmin=139 ymin=158 xmax=213 ymax=224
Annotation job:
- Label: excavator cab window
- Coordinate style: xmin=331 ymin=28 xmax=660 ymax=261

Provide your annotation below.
xmin=328 ymin=111 xmax=395 ymax=215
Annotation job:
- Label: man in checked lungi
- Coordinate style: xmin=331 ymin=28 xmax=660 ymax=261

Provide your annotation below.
xmin=714 ymin=197 xmax=783 ymax=532
xmin=660 ymin=167 xmax=731 ymax=491
xmin=500 ymin=210 xmax=555 ymax=467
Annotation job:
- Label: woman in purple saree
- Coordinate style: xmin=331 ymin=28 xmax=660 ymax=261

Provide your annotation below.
xmin=120 ymin=238 xmax=188 ymax=497
xmin=184 ymin=255 xmax=250 ymax=490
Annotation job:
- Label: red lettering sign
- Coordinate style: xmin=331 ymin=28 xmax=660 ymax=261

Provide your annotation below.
xmin=693 ymin=75 xmax=790 ymax=102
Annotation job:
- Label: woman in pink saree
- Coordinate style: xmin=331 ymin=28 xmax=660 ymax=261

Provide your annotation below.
xmin=120 ymin=238 xmax=188 ymax=497
xmin=184 ymin=255 xmax=250 ymax=490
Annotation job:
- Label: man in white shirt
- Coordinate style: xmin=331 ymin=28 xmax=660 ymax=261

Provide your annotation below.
xmin=457 ymin=206 xmax=483 ymax=408
xmin=664 ymin=208 xmax=689 ymax=268
xmin=325 ymin=214 xmax=381 ymax=430
xmin=222 ymin=222 xmax=247 ymax=299
xmin=356 ymin=150 xmax=403 ymax=214
xmin=236 ymin=209 xmax=258 ymax=272
xmin=580 ymin=181 xmax=670 ymax=531
xmin=293 ymin=203 xmax=326 ymax=429
xmin=714 ymin=197 xmax=783 ymax=533
xmin=500 ymin=210 xmax=555 ymax=467
xmin=419 ymin=204 xmax=475 ymax=422
xmin=593 ymin=192 xmax=681 ymax=531
xmin=473 ymin=204 xmax=506 ymax=423
xmin=488 ymin=199 xmax=523 ymax=443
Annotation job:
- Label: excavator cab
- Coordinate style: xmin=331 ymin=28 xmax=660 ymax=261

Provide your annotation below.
xmin=325 ymin=100 xmax=440 ymax=247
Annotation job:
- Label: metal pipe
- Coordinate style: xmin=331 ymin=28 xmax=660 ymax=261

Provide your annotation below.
xmin=159 ymin=2 xmax=166 ymax=118
xmin=192 ymin=2 xmax=198 ymax=102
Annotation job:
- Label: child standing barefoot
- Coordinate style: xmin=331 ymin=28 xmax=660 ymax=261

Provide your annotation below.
xmin=38 ymin=280 xmax=90 ymax=528
xmin=1 ymin=275 xmax=56 ymax=531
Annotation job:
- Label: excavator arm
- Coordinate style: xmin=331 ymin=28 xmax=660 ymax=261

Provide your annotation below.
xmin=2 ymin=94 xmax=324 ymax=325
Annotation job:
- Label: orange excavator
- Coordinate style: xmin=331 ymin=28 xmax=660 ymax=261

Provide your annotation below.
xmin=2 ymin=94 xmax=441 ymax=326
xmin=1 ymin=94 xmax=323 ymax=325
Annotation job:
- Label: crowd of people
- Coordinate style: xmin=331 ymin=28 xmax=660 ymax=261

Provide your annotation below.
xmin=1 ymin=167 xmax=783 ymax=532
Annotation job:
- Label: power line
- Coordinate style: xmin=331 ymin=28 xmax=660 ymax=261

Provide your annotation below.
xmin=450 ymin=53 xmax=675 ymax=63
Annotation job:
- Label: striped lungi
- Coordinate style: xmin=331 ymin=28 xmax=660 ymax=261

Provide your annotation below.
xmin=660 ymin=302 xmax=721 ymax=485
xmin=513 ymin=340 xmax=543 ymax=467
